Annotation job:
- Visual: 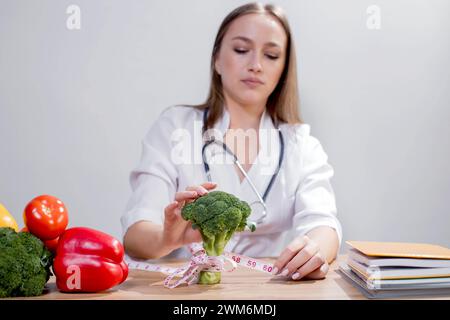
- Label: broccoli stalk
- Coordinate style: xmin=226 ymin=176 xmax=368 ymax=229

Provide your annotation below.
xmin=198 ymin=228 xmax=233 ymax=284
xmin=181 ymin=191 xmax=256 ymax=285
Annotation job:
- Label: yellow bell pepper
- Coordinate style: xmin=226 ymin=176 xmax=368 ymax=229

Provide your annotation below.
xmin=0 ymin=203 xmax=19 ymax=231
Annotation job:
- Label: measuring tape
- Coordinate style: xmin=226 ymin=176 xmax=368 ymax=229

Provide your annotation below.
xmin=224 ymin=252 xmax=274 ymax=274
xmin=125 ymin=242 xmax=275 ymax=288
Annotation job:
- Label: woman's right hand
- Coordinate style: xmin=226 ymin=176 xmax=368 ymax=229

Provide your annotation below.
xmin=162 ymin=182 xmax=217 ymax=252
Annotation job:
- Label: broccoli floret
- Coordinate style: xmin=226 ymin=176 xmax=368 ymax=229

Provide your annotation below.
xmin=181 ymin=191 xmax=255 ymax=284
xmin=0 ymin=227 xmax=53 ymax=297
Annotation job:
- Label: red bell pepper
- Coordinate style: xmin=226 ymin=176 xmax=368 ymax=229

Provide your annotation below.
xmin=53 ymin=227 xmax=128 ymax=292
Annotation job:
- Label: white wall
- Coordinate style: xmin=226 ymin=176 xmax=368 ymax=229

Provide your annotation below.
xmin=1 ymin=0 xmax=449 ymax=251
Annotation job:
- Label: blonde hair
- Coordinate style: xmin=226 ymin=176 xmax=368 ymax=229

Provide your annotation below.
xmin=185 ymin=2 xmax=303 ymax=131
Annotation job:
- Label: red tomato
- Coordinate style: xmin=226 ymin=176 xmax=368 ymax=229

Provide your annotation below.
xmin=23 ymin=195 xmax=69 ymax=241
xmin=20 ymin=226 xmax=60 ymax=253
xmin=43 ymin=236 xmax=60 ymax=253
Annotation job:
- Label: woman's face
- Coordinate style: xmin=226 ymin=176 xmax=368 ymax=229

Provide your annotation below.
xmin=215 ymin=13 xmax=287 ymax=108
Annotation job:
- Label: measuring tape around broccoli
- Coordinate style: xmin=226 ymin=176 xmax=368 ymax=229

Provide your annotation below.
xmin=125 ymin=191 xmax=274 ymax=288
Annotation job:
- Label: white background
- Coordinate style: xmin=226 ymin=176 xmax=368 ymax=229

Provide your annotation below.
xmin=1 ymin=0 xmax=449 ymax=251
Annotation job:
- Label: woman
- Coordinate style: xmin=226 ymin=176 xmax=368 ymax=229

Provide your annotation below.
xmin=121 ymin=2 xmax=342 ymax=281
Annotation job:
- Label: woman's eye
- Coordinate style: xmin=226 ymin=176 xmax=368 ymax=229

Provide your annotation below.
xmin=266 ymin=54 xmax=279 ymax=60
xmin=234 ymin=48 xmax=248 ymax=54
xmin=234 ymin=48 xmax=279 ymax=60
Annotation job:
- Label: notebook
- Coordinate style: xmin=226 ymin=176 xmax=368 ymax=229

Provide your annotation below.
xmin=339 ymin=240 xmax=450 ymax=298
xmin=346 ymin=241 xmax=450 ymax=280
xmin=338 ymin=263 xmax=450 ymax=299
xmin=346 ymin=241 xmax=450 ymax=260
xmin=347 ymin=258 xmax=450 ymax=280
xmin=348 ymin=248 xmax=450 ymax=268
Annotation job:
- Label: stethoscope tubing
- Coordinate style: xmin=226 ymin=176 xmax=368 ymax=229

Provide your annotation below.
xmin=201 ymin=107 xmax=284 ymax=224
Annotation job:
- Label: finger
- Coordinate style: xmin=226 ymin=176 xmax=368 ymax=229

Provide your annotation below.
xmin=303 ymin=261 xmax=329 ymax=280
xmin=272 ymin=235 xmax=308 ymax=275
xmin=186 ymin=185 xmax=209 ymax=196
xmin=175 ymin=190 xmax=198 ymax=202
xmin=282 ymin=243 xmax=320 ymax=277
xmin=164 ymin=201 xmax=179 ymax=221
xmin=291 ymin=253 xmax=326 ymax=281
xmin=184 ymin=224 xmax=203 ymax=244
xmin=201 ymin=182 xmax=217 ymax=190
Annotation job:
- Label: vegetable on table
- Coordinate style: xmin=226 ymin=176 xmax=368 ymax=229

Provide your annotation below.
xmin=0 ymin=227 xmax=53 ymax=298
xmin=181 ymin=190 xmax=256 ymax=285
xmin=23 ymin=195 xmax=69 ymax=241
xmin=20 ymin=227 xmax=59 ymax=254
xmin=53 ymin=227 xmax=128 ymax=292
xmin=0 ymin=203 xmax=18 ymax=232
xmin=42 ymin=235 xmax=59 ymax=253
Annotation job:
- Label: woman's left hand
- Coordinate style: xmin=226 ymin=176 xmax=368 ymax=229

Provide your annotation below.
xmin=272 ymin=235 xmax=329 ymax=281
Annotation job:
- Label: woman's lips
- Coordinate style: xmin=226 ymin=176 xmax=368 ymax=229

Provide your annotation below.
xmin=241 ymin=79 xmax=263 ymax=88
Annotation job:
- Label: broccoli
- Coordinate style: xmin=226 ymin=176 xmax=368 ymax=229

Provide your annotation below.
xmin=181 ymin=190 xmax=256 ymax=284
xmin=0 ymin=227 xmax=53 ymax=297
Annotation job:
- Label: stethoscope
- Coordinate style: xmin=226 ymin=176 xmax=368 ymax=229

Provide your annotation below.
xmin=201 ymin=107 xmax=284 ymax=225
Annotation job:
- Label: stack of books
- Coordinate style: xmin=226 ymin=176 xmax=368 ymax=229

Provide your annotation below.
xmin=338 ymin=241 xmax=450 ymax=299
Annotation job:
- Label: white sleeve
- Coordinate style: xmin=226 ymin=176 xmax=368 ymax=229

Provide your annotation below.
xmin=120 ymin=108 xmax=179 ymax=238
xmin=293 ymin=134 xmax=343 ymax=248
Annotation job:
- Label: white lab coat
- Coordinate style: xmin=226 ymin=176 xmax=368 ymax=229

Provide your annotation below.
xmin=121 ymin=105 xmax=342 ymax=258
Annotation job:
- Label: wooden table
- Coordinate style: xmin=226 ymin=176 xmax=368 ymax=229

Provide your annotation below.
xmin=8 ymin=255 xmax=450 ymax=300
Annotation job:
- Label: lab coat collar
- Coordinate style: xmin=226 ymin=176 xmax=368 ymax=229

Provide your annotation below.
xmin=208 ymin=105 xmax=280 ymax=194
xmin=212 ymin=105 xmax=275 ymax=139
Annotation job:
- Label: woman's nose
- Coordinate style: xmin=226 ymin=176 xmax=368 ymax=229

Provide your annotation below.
xmin=248 ymin=53 xmax=263 ymax=73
